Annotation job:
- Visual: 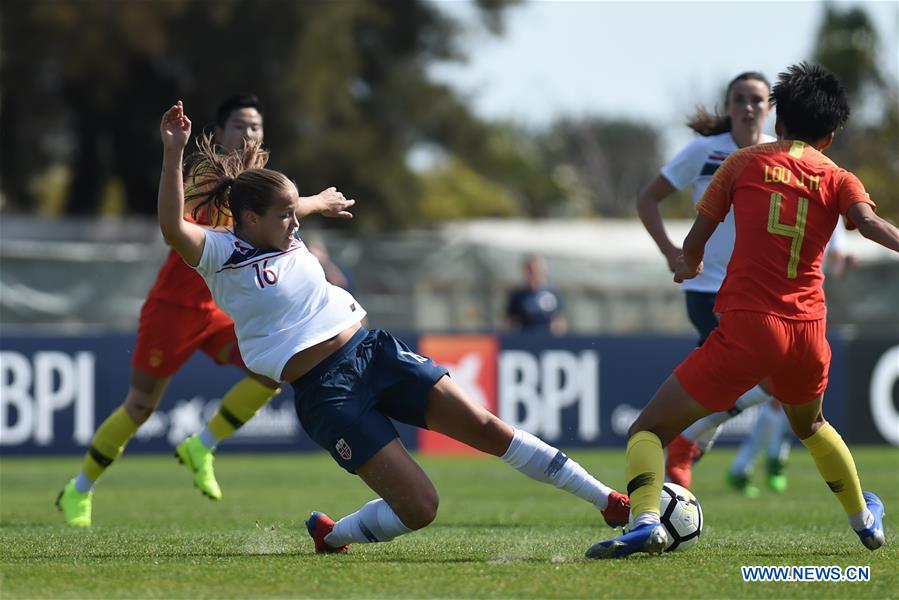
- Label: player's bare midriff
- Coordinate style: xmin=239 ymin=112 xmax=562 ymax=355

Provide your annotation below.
xmin=280 ymin=322 xmax=363 ymax=383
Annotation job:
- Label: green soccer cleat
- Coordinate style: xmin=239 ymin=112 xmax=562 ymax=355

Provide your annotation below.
xmin=726 ymin=470 xmax=760 ymax=499
xmin=55 ymin=479 xmax=92 ymax=528
xmin=766 ymin=458 xmax=788 ymax=493
xmin=175 ymin=434 xmax=222 ymax=500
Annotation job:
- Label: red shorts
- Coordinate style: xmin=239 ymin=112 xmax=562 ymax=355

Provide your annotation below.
xmin=674 ymin=311 xmax=830 ymax=411
xmin=132 ymin=298 xmax=245 ymax=378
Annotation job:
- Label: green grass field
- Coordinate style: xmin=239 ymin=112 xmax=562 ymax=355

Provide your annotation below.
xmin=1 ymin=447 xmax=897 ymax=599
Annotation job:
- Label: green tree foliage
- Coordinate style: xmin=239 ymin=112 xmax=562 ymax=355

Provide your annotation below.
xmin=811 ymin=4 xmax=897 ymax=221
xmin=812 ymin=5 xmax=882 ymax=101
xmin=419 ymin=158 xmax=519 ymax=222
xmin=537 ymin=117 xmax=665 ymax=217
xmin=0 ymin=0 xmax=520 ymax=228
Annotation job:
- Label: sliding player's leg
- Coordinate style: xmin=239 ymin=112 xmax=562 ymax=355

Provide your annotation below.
xmin=295 ymin=328 xmax=438 ymax=553
xmin=423 ymin=376 xmax=631 ymax=527
xmin=309 ymin=439 xmax=438 ymax=553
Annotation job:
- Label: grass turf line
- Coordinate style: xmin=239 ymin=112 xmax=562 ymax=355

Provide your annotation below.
xmin=1 ymin=447 xmax=897 ymax=598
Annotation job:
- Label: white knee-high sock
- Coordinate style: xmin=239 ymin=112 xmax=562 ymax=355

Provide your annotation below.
xmin=325 ymin=499 xmax=413 ymax=546
xmin=767 ymin=408 xmax=792 ymax=462
xmin=501 ymin=428 xmax=613 ymax=509
xmin=681 ymin=385 xmax=771 ymax=451
xmin=731 ymin=402 xmax=779 ymax=475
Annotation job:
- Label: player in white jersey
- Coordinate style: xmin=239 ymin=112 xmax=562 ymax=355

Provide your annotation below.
xmin=157 ymin=101 xmax=631 ymax=553
xmin=636 ymin=71 xmax=783 ymax=490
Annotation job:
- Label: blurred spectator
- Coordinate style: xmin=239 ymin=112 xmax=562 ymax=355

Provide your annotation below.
xmin=505 ymin=254 xmax=567 ymax=335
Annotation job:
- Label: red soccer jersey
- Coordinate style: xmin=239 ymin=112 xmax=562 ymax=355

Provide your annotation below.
xmin=146 ymin=179 xmax=231 ymax=309
xmin=697 ymin=140 xmax=874 ymax=320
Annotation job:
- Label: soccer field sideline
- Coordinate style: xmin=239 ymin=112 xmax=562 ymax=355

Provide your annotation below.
xmin=1 ymin=447 xmax=897 ymax=599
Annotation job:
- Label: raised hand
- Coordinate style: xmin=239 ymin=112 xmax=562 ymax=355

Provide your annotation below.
xmin=316 ymin=187 xmax=355 ymax=220
xmin=160 ymin=101 xmax=192 ymax=150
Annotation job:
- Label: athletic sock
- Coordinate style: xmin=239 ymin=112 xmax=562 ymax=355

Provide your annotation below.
xmin=767 ymin=408 xmax=792 ymax=463
xmin=80 ymin=406 xmax=139 ymax=482
xmin=325 ymin=499 xmax=413 ymax=546
xmin=501 ymin=428 xmax=613 ymax=510
xmin=730 ymin=402 xmax=778 ymax=475
xmin=74 ymin=471 xmax=94 ymax=494
xmin=198 ymin=427 xmax=219 ymax=450
xmin=681 ymin=384 xmax=770 ymax=451
xmin=632 ymin=512 xmax=661 ymax=528
xmin=848 ymin=509 xmax=875 ymax=532
xmin=206 ymin=377 xmax=280 ymax=443
xmin=625 ymin=431 xmax=664 ymax=519
xmin=800 ymin=422 xmax=865 ymax=515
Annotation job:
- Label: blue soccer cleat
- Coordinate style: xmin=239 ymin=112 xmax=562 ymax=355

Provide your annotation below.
xmin=585 ymin=522 xmax=668 ymax=559
xmin=855 ymin=491 xmax=885 ymax=551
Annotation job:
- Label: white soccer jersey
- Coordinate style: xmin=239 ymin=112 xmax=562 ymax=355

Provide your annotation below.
xmin=660 ymin=131 xmax=776 ymax=292
xmin=194 ymin=230 xmax=365 ymax=381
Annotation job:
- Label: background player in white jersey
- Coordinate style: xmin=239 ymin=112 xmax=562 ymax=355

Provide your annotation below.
xmin=636 ymin=72 xmax=781 ymax=489
xmin=157 ymin=101 xmax=631 ymax=553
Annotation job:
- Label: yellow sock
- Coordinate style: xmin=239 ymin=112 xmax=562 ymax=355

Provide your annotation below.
xmin=207 ymin=377 xmax=280 ymax=441
xmin=81 ymin=406 xmax=139 ymax=481
xmin=626 ymin=431 xmax=664 ymax=518
xmin=801 ymin=422 xmax=865 ymax=515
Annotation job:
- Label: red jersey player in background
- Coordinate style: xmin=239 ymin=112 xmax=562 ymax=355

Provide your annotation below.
xmin=586 ymin=62 xmax=898 ymax=559
xmin=56 ymin=94 xmax=346 ymax=527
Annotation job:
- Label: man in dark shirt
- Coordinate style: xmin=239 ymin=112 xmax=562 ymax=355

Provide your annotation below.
xmin=506 ymin=254 xmax=567 ymax=335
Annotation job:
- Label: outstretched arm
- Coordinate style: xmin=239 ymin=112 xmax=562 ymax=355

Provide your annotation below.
xmin=674 ymin=213 xmax=719 ymax=283
xmin=296 ymin=187 xmax=355 ymax=220
xmin=848 ymin=202 xmax=899 ymax=253
xmin=636 ymin=175 xmax=681 ymax=273
xmin=158 ymin=102 xmax=206 ymax=266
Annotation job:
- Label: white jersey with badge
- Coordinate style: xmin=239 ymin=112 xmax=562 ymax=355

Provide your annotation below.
xmin=194 ymin=230 xmax=366 ymax=382
xmin=660 ymin=131 xmax=776 ymax=292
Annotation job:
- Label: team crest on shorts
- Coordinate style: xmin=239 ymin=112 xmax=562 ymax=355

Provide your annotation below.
xmin=335 ymin=438 xmax=352 ymax=461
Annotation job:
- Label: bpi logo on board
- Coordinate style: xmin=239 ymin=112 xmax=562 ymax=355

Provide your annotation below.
xmin=416 ymin=336 xmax=600 ymax=453
xmin=0 ymin=351 xmax=95 ymax=446
xmin=499 ymin=349 xmax=599 ymax=442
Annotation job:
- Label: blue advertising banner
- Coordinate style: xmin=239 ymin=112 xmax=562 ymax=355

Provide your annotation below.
xmin=0 ymin=330 xmax=860 ymax=455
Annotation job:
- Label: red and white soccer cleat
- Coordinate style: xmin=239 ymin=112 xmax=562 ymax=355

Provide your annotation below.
xmin=305 ymin=511 xmax=349 ymax=554
xmin=601 ymin=491 xmax=631 ymax=528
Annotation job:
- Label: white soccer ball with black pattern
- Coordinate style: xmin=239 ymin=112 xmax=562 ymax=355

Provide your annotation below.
xmin=659 ymin=483 xmax=703 ymax=552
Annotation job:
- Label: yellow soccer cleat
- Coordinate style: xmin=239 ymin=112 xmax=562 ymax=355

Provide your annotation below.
xmin=55 ymin=479 xmax=92 ymax=528
xmin=175 ymin=434 xmax=223 ymax=500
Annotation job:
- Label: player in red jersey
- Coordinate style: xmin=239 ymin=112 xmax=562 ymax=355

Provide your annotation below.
xmin=587 ymin=63 xmax=898 ymax=558
xmin=56 ymin=95 xmax=344 ymax=527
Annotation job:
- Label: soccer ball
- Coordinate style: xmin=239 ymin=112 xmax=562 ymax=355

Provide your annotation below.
xmin=659 ymin=483 xmax=703 ymax=552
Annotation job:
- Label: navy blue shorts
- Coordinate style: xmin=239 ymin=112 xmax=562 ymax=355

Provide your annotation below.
xmin=290 ymin=327 xmax=449 ymax=473
xmin=685 ymin=291 xmax=719 ymax=346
